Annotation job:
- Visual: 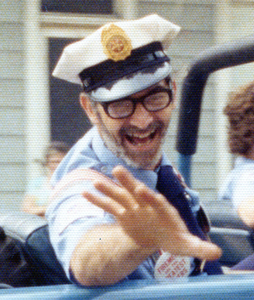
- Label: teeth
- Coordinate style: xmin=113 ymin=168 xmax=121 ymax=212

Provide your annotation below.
xmin=128 ymin=128 xmax=156 ymax=139
xmin=134 ymin=141 xmax=150 ymax=146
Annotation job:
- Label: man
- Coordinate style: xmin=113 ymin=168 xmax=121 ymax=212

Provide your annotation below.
xmin=46 ymin=14 xmax=222 ymax=287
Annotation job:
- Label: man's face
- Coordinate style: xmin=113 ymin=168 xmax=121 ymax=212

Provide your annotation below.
xmin=82 ymin=80 xmax=176 ymax=170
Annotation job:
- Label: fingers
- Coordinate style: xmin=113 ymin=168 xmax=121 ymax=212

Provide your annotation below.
xmin=93 ymin=165 xmax=178 ymax=211
xmin=92 ymin=178 xmax=137 ymax=210
xmin=134 ymin=186 xmax=169 ymax=209
xmin=112 ymin=166 xmax=154 ymax=197
xmin=162 ymin=231 xmax=222 ymax=262
xmin=112 ymin=166 xmax=162 ymax=207
xmin=112 ymin=166 xmax=141 ymax=194
xmin=183 ymin=235 xmax=222 ymax=262
xmin=82 ymin=190 xmax=124 ymax=216
xmin=83 ymin=166 xmax=158 ymax=216
xmin=94 ymin=166 xmax=153 ymax=209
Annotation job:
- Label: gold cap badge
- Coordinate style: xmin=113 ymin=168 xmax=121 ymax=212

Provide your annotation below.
xmin=101 ymin=24 xmax=132 ymax=62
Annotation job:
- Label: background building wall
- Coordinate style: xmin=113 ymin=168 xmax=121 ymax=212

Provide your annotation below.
xmin=0 ymin=0 xmax=26 ymax=210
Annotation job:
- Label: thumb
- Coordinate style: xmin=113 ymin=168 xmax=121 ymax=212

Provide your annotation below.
xmin=186 ymin=235 xmax=222 ymax=261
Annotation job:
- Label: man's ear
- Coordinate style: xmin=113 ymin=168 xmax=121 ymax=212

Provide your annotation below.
xmin=80 ymin=93 xmax=98 ymax=125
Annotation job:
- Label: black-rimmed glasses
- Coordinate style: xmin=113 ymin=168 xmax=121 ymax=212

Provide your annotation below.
xmin=100 ymin=87 xmax=173 ymax=119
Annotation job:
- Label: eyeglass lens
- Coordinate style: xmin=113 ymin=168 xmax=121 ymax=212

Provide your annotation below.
xmin=106 ymin=89 xmax=172 ymax=119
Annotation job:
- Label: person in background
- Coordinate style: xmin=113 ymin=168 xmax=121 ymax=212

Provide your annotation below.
xmin=218 ymin=81 xmax=254 ymax=228
xmin=22 ymin=141 xmax=70 ymax=217
xmin=217 ymin=80 xmax=254 ymax=272
xmin=46 ymin=14 xmax=222 ymax=287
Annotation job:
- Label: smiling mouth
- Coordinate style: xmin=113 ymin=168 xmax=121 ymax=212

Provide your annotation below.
xmin=124 ymin=128 xmax=158 ymax=146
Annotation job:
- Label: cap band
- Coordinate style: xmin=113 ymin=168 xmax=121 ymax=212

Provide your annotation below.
xmin=88 ymin=62 xmax=171 ymax=102
xmin=79 ymin=42 xmax=169 ymax=93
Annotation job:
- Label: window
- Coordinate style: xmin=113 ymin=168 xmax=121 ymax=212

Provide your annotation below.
xmin=41 ymin=0 xmax=113 ymax=14
xmin=49 ymin=38 xmax=92 ymax=145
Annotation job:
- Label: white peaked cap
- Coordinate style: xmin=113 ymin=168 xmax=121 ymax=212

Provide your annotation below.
xmin=53 ymin=14 xmax=180 ymax=102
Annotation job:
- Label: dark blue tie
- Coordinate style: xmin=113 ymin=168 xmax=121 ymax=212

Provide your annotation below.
xmin=156 ymin=165 xmax=206 ymax=239
xmin=156 ymin=165 xmax=222 ymax=275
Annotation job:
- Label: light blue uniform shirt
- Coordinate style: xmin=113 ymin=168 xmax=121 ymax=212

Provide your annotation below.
xmin=46 ymin=127 xmax=200 ymax=283
xmin=218 ymin=156 xmax=254 ymax=209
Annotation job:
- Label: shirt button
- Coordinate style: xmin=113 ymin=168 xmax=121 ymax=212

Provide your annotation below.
xmin=184 ymin=192 xmax=192 ymax=205
xmin=101 ymin=166 xmax=108 ymax=173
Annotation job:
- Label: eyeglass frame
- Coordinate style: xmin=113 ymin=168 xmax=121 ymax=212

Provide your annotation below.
xmin=99 ymin=86 xmax=173 ymax=119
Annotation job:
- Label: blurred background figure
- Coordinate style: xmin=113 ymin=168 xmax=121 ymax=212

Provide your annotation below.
xmin=22 ymin=141 xmax=70 ymax=217
xmin=218 ymin=81 xmax=254 ymax=228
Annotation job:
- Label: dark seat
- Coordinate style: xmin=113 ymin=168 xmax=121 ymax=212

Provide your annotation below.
xmin=0 ymin=211 xmax=70 ymax=286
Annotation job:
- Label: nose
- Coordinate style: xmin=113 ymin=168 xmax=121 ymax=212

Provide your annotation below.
xmin=128 ymin=103 xmax=154 ymax=129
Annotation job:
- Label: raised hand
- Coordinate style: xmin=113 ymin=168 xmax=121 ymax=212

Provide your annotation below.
xmin=83 ymin=165 xmax=222 ymax=261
